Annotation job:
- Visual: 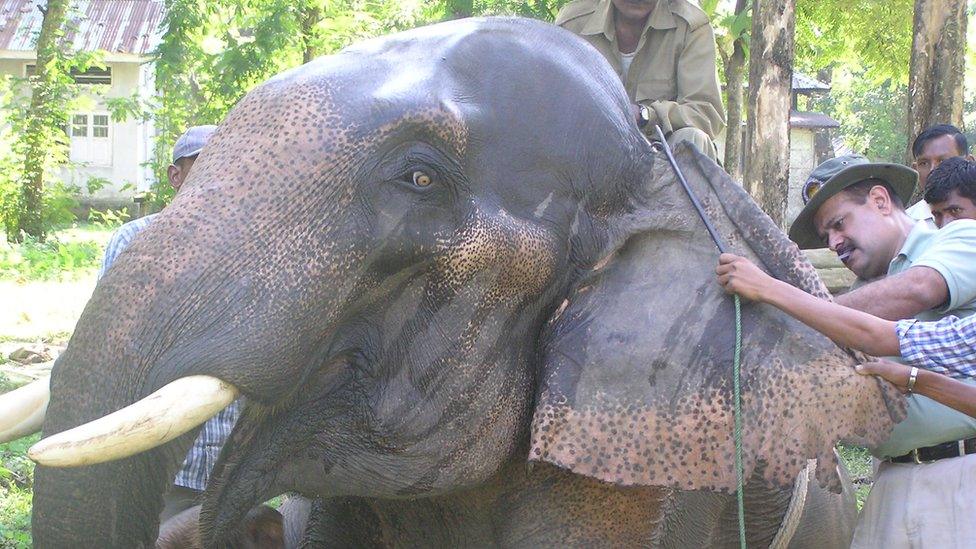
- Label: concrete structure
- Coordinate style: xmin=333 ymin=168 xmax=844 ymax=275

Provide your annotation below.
xmin=0 ymin=0 xmax=163 ymax=207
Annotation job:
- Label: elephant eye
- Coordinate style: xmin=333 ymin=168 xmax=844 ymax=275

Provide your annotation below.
xmin=412 ymin=170 xmax=432 ymax=188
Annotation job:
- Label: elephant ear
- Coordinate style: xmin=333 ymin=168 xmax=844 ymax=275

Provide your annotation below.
xmin=530 ymin=144 xmax=905 ymax=493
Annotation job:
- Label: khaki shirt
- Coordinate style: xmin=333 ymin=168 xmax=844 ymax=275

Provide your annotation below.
xmin=556 ymin=0 xmax=726 ymax=139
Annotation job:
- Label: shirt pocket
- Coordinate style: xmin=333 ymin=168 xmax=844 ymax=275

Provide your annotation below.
xmin=636 ymin=78 xmax=676 ymax=103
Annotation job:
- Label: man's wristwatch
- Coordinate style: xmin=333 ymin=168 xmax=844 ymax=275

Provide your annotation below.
xmin=636 ymin=104 xmax=651 ymax=129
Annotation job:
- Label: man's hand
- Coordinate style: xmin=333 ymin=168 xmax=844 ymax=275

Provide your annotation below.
xmin=856 ymin=360 xmax=912 ymax=393
xmin=716 ymin=253 xmax=775 ymax=302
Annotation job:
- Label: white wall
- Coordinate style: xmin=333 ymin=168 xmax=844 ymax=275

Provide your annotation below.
xmin=0 ymin=56 xmax=154 ymax=206
xmin=787 ymin=128 xmax=816 ymax=225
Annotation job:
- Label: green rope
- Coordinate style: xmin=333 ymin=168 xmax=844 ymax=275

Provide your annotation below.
xmin=733 ymin=294 xmax=746 ymax=549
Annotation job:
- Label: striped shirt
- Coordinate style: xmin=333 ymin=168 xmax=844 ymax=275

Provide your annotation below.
xmin=896 ymin=315 xmax=976 ymax=379
xmin=100 ymin=215 xmax=242 ymax=491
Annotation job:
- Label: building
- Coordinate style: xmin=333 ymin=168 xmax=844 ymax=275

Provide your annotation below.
xmin=0 ymin=0 xmax=163 ymax=207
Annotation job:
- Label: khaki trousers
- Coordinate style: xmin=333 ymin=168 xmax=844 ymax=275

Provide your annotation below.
xmin=667 ymin=127 xmax=719 ymax=162
xmin=851 ymin=453 xmax=976 ymax=548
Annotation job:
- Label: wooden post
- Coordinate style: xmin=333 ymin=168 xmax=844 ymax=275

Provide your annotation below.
xmin=744 ymin=0 xmax=795 ymax=229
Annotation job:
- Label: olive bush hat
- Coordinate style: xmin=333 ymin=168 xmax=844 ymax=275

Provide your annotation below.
xmin=787 ymin=154 xmax=918 ymax=249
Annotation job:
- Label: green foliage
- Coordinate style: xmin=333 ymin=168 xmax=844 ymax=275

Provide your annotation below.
xmin=795 ymin=0 xmax=913 ymax=85
xmin=837 ymin=444 xmax=873 ymax=510
xmin=0 ymin=434 xmax=39 ymax=548
xmin=87 ymin=207 xmax=130 ymax=230
xmin=0 ymin=233 xmax=102 ymax=282
xmin=815 ymin=69 xmax=908 ymax=163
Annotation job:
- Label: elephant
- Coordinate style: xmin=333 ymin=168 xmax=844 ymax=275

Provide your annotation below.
xmin=19 ymin=17 xmax=905 ymax=547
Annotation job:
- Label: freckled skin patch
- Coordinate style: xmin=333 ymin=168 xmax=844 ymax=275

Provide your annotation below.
xmin=531 ymin=144 xmax=905 ymax=497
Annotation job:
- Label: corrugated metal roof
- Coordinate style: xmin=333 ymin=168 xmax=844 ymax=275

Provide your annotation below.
xmin=0 ymin=0 xmax=163 ymax=56
xmin=792 ymin=72 xmax=831 ymax=93
xmin=790 ymin=110 xmax=840 ymax=129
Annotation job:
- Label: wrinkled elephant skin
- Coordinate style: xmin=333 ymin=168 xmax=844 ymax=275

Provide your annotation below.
xmin=31 ymin=18 xmax=903 ymax=548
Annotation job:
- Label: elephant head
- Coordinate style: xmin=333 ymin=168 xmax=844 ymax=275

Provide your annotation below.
xmin=26 ymin=18 xmax=902 ymax=546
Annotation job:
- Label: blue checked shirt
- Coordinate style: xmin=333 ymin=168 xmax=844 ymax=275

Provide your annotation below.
xmin=897 ymin=315 xmax=976 ymax=380
xmin=100 ymin=215 xmax=242 ymax=491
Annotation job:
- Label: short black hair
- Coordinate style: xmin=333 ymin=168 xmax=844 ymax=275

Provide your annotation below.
xmin=912 ymin=124 xmax=968 ymax=158
xmin=840 ymin=178 xmax=905 ymax=210
xmin=924 ymin=157 xmax=976 ymax=205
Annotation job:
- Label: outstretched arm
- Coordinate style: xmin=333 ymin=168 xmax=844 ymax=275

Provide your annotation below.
xmin=716 ymin=253 xmax=900 ymax=356
xmin=857 ymin=360 xmax=976 ymax=418
xmin=834 ymin=266 xmax=948 ymax=320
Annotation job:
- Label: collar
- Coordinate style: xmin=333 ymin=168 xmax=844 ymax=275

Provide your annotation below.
xmin=890 ymin=221 xmax=936 ymax=268
xmin=580 ymin=0 xmax=677 ymax=41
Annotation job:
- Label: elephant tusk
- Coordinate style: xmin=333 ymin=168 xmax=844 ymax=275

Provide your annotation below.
xmin=28 ymin=375 xmax=239 ymax=467
xmin=0 ymin=376 xmax=50 ymax=443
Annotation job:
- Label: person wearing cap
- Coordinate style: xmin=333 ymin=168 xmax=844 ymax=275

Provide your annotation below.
xmin=906 ymin=124 xmax=974 ymax=228
xmin=98 ymin=125 xmax=241 ymax=521
xmin=785 ymin=154 xmax=976 ymax=547
xmin=556 ymin=0 xmax=725 ymax=160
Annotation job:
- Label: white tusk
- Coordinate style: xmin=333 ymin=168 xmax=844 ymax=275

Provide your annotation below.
xmin=0 ymin=376 xmax=50 ymax=443
xmin=29 ymin=375 xmax=239 ymax=467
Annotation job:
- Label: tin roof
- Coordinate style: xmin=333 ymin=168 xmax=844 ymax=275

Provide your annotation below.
xmin=792 ymin=72 xmax=831 ymax=94
xmin=0 ymin=0 xmax=163 ymax=56
xmin=790 ymin=110 xmax=840 ymax=129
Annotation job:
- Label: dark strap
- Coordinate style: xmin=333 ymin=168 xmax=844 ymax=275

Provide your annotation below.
xmin=652 ymin=126 xmax=729 ymax=254
xmin=888 ymin=437 xmax=976 ymax=464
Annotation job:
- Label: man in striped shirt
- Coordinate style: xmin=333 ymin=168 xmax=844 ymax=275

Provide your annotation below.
xmin=99 ymin=125 xmax=242 ymax=522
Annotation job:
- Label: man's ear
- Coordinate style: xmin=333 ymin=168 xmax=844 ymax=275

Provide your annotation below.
xmin=870 ymin=185 xmax=893 ymax=213
xmin=911 ymin=160 xmax=918 ymax=170
xmin=167 ymin=164 xmax=182 ymax=192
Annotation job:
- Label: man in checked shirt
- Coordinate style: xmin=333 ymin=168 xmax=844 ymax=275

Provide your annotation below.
xmin=99 ymin=125 xmax=242 ymax=522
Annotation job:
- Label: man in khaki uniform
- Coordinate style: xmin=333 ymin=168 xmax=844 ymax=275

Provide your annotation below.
xmin=556 ymin=0 xmax=725 ymax=160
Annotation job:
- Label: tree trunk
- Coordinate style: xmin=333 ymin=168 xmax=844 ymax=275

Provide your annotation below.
xmin=745 ymin=0 xmax=795 ymax=230
xmin=723 ymin=0 xmax=749 ymax=183
xmin=300 ymin=2 xmax=322 ymax=64
xmin=12 ymin=0 xmax=70 ymax=241
xmin=905 ymin=0 xmax=966 ymax=164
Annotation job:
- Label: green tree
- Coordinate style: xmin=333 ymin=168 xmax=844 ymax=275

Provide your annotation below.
xmin=10 ymin=0 xmax=71 ymax=241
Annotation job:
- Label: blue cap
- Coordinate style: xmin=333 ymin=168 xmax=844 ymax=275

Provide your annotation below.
xmin=172 ymin=125 xmax=217 ymax=163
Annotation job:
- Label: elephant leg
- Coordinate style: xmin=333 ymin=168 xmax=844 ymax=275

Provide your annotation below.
xmin=787 ymin=452 xmax=857 ymax=549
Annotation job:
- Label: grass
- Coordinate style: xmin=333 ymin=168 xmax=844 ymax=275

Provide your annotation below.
xmin=838 ymin=444 xmax=875 ymax=510
xmin=0 ymin=435 xmax=39 ymax=549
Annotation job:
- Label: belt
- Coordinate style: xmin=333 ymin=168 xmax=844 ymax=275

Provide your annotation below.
xmin=888 ymin=437 xmax=976 ymax=464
